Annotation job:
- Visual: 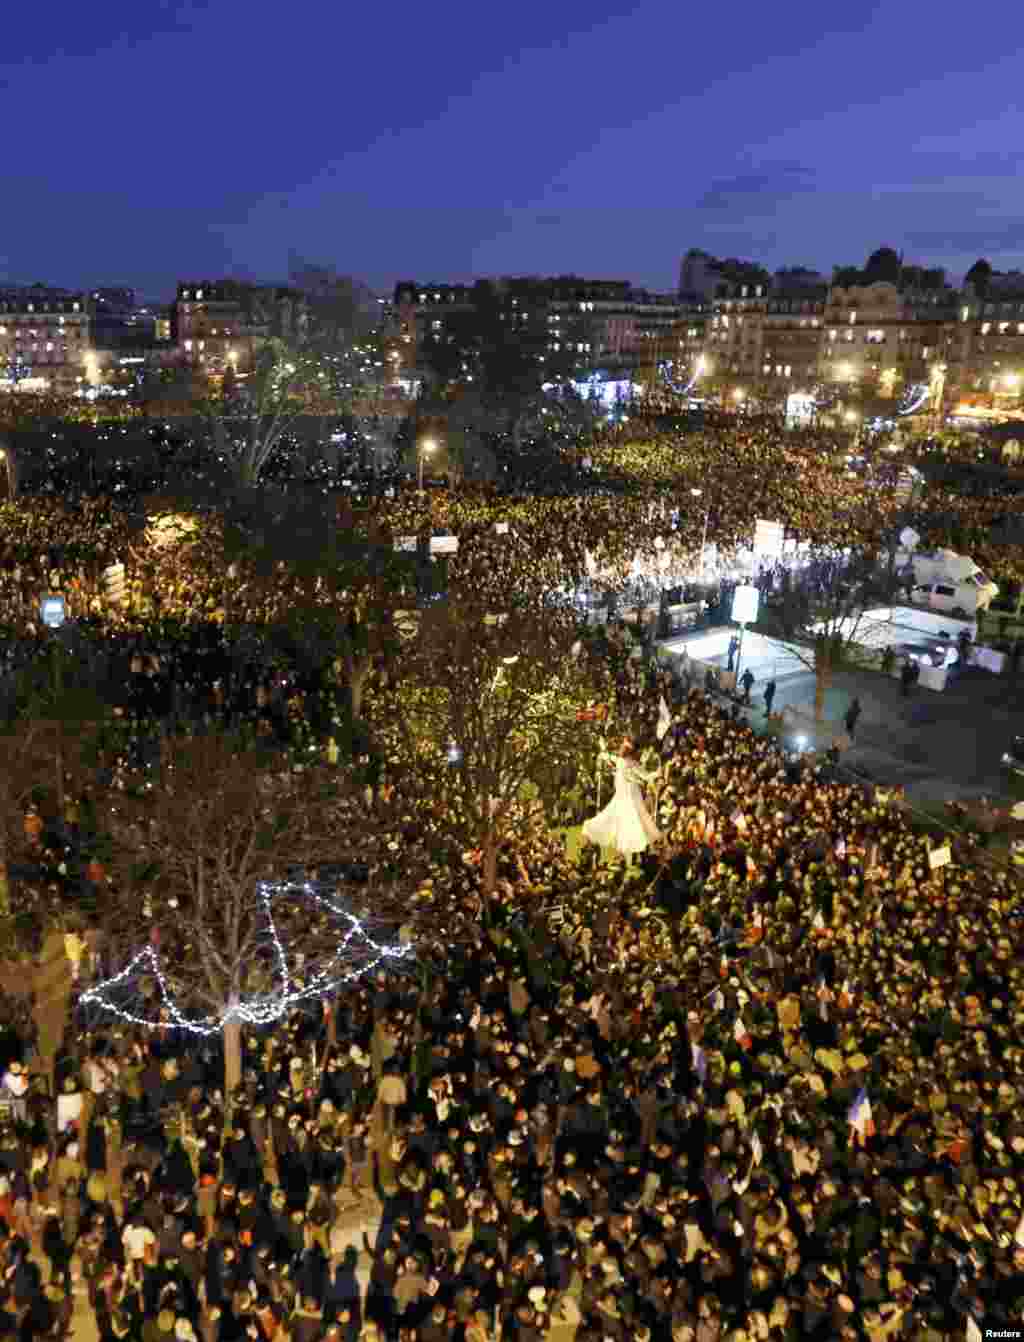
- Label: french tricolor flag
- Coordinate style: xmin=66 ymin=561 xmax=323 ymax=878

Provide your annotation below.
xmin=848 ymin=1087 xmax=875 ymax=1144
xmin=734 ymin=1016 xmax=752 ymax=1051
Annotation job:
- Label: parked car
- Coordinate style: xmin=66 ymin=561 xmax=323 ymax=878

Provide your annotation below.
xmin=907 ymin=549 xmax=999 ymax=618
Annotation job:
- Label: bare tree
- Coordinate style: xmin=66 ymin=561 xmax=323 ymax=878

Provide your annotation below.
xmin=387 ymin=595 xmax=612 ymax=895
xmin=189 ymin=338 xmax=339 ymax=487
xmin=765 ymin=543 xmax=900 ymax=719
xmin=85 ymin=731 xmax=423 ymax=1098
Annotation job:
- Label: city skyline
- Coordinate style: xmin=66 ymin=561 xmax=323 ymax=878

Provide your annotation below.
xmin=3 ymin=0 xmax=1023 ymax=298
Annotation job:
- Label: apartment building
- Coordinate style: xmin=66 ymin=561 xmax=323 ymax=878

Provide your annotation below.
xmin=395 ymin=276 xmax=693 ymax=387
xmin=817 ymin=281 xmax=958 ymax=399
xmin=0 ymin=286 xmax=91 ymax=392
xmin=950 ymin=276 xmax=1024 ymax=406
xmin=174 ymin=281 xmax=310 ymax=373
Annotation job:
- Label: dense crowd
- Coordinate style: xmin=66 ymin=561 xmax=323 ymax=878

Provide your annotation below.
xmin=1 ymin=422 xmax=1023 ymax=1342
xmin=0 ymin=660 xmax=1022 ymax=1341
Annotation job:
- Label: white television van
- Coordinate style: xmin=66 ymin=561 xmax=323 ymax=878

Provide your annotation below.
xmin=909 ymin=550 xmax=998 ymax=618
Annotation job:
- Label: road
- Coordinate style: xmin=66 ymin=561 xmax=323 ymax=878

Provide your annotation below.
xmin=660 ymin=626 xmax=1023 ymax=808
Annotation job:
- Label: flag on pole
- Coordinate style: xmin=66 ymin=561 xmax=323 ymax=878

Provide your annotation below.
xmin=657 ymin=696 xmax=672 ymax=741
xmin=848 ymin=1088 xmax=875 ymax=1144
xmin=734 ymin=1016 xmax=752 ymax=1051
xmin=691 ymin=1043 xmax=707 ymax=1084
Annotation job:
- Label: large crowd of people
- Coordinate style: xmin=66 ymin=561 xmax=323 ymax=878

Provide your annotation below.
xmin=0 ymin=655 xmax=1022 ymax=1341
xmin=1 ymin=422 xmax=1023 ymax=1342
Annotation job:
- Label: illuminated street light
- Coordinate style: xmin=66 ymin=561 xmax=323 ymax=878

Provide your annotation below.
xmin=418 ymin=438 xmax=436 ymax=493
xmin=0 ymin=447 xmax=13 ymax=498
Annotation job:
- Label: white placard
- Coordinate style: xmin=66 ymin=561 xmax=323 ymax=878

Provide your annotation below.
xmin=929 ymin=845 xmax=951 ymax=869
xmin=40 ymin=595 xmax=66 ymax=628
xmin=430 ymin=535 xmax=459 ymax=555
xmin=754 ymin=519 xmax=785 ymax=556
xmin=731 ymin=585 xmax=760 ymax=625
xmin=495 ymin=522 xmax=509 ymax=535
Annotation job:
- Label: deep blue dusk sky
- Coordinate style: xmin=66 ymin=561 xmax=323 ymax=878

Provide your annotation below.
xmin=3 ymin=0 xmax=1022 ymax=298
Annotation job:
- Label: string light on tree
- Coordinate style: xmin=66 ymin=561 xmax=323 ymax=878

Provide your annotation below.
xmin=79 ymin=878 xmax=415 ymax=1036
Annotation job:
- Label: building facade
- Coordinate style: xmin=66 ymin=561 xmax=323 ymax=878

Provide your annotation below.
xmin=0 ymin=286 xmax=92 ymax=392
xmin=174 ymin=281 xmax=310 ymax=373
xmin=395 ymin=276 xmax=695 ymax=388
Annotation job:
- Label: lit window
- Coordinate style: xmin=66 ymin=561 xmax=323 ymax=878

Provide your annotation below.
xmin=73 ymin=302 xmax=80 ymax=312
xmin=196 ymin=290 xmax=203 ymax=300
xmin=434 ymin=293 xmax=440 ymax=301
xmin=182 ymin=290 xmax=191 ymax=300
xmin=418 ymin=293 xmax=426 ymax=303
xmin=552 ymin=342 xmax=560 ymax=351
xmin=829 ymin=329 xmax=837 ymax=341
xmin=784 ymin=365 xmax=791 ymax=377
xmin=184 ymin=340 xmax=193 ymax=352
xmin=431 ymin=320 xmax=442 ymax=331
xmin=982 ymin=322 xmax=991 ymax=335
xmin=763 ymin=365 xmax=770 ymax=374
xmin=46 ymin=342 xmax=53 ymax=351
xmin=1000 ymin=322 xmax=1009 ymax=334
xmin=0 ymin=327 xmax=5 ymax=335
xmin=775 ymin=365 xmax=782 ymax=376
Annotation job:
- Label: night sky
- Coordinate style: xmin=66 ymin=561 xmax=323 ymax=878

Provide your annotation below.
xmin=4 ymin=0 xmax=1022 ymax=298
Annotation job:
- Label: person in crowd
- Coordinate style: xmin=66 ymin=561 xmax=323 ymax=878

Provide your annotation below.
xmin=844 ymin=697 xmax=862 ymax=740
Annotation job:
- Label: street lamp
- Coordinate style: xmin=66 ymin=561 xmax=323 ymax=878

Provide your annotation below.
xmin=0 ymin=447 xmax=13 ymax=499
xmin=418 ymin=437 xmax=436 ymax=493
xmin=691 ymin=487 xmax=709 ymax=581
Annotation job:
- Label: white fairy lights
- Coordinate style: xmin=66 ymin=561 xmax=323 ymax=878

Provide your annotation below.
xmin=79 ymin=878 xmax=414 ymax=1037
